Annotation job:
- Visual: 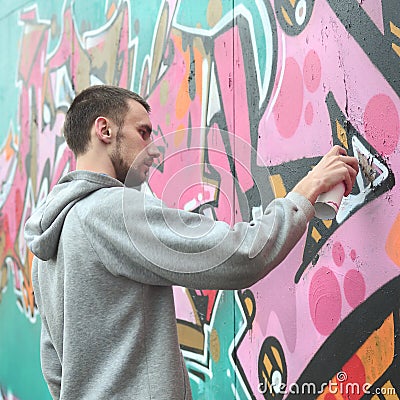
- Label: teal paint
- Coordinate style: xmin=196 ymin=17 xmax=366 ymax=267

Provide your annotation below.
xmin=0 ymin=274 xmax=51 ymax=399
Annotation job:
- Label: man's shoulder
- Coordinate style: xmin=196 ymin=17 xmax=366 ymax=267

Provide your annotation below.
xmin=72 ymin=185 xmax=163 ymax=219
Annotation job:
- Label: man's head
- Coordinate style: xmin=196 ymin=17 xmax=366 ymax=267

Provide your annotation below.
xmin=63 ymin=85 xmax=160 ymax=184
xmin=64 ymin=85 xmax=150 ymax=156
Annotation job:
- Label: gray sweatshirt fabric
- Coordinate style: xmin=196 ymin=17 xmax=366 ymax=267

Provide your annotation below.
xmin=24 ymin=170 xmax=314 ymax=400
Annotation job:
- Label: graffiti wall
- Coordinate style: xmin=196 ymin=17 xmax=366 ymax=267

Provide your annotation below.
xmin=0 ymin=0 xmax=399 ymax=398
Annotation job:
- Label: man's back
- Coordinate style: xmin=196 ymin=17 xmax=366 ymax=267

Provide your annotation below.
xmin=29 ymin=171 xmax=192 ymax=399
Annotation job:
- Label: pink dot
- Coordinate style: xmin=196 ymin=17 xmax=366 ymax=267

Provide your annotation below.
xmin=309 ymin=267 xmax=342 ymax=336
xmin=273 ymin=57 xmax=303 ymax=138
xmin=332 ymin=241 xmax=345 ymax=266
xmin=350 ymin=249 xmax=357 ymax=261
xmin=344 ymin=269 xmax=366 ymax=308
xmin=303 ymin=50 xmax=321 ymax=93
xmin=363 ymin=94 xmax=399 ymax=155
xmin=305 ymin=102 xmax=313 ymax=125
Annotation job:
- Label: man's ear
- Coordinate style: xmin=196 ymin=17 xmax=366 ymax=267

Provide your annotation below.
xmin=94 ymin=116 xmax=113 ymax=144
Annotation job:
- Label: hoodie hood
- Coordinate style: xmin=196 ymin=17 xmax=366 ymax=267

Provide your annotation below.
xmin=24 ymin=171 xmax=123 ymax=261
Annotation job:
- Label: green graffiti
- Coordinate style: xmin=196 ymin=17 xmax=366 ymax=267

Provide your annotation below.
xmin=186 ymin=290 xmax=251 ymax=399
xmin=0 ymin=274 xmax=51 ymax=399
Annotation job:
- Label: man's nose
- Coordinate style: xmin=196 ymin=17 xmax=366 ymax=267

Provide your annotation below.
xmin=148 ymin=141 xmax=161 ymax=159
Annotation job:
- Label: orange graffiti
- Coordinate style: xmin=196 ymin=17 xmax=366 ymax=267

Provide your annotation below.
xmin=317 ymin=314 xmax=394 ymax=399
xmin=174 ymin=124 xmax=186 ymax=147
xmin=3 ymin=132 xmax=16 ymax=162
xmin=23 ymin=250 xmax=36 ymax=318
xmin=386 ymin=213 xmax=400 ymax=266
xmin=173 ymin=34 xmax=203 ymax=121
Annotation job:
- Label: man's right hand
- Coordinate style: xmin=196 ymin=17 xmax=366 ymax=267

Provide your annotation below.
xmin=292 ymin=145 xmax=359 ymax=205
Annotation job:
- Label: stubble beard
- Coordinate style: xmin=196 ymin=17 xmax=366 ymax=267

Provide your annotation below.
xmin=110 ymin=133 xmax=130 ymax=184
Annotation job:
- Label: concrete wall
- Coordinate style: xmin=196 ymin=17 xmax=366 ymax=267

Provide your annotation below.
xmin=0 ymin=0 xmax=399 ymax=399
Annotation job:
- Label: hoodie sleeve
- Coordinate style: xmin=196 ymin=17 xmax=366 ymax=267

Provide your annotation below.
xmin=78 ymin=187 xmax=314 ymax=289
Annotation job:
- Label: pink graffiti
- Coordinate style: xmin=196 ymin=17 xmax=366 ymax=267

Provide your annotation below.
xmin=1 ymin=0 xmax=399 ymax=397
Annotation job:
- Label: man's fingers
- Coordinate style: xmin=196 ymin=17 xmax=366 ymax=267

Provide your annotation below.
xmin=343 ymin=168 xmax=353 ymax=196
xmin=316 ymin=147 xmax=360 ymax=197
xmin=343 ymin=163 xmax=358 ymax=196
xmin=331 ymin=145 xmax=348 ymax=156
xmin=337 ymin=154 xmax=360 ymax=179
xmin=341 ymin=155 xmax=360 ymax=172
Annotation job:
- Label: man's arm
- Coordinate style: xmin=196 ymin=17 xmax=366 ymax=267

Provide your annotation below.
xmin=82 ymin=146 xmax=358 ymax=289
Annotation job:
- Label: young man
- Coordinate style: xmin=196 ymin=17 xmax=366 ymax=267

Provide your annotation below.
xmin=24 ymin=85 xmax=359 ymax=399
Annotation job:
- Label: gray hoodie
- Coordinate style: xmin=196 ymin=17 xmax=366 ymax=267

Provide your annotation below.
xmin=24 ymin=170 xmax=314 ymax=400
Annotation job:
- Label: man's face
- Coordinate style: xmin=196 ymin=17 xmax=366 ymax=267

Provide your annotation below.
xmin=110 ymin=99 xmax=160 ymax=185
